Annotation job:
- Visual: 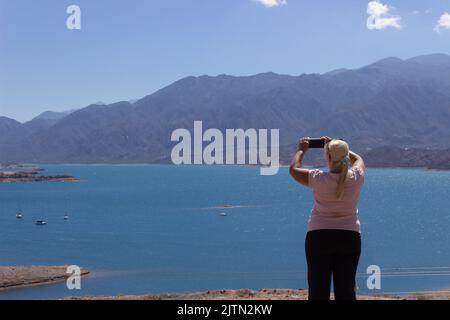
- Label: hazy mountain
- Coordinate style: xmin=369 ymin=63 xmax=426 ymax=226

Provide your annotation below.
xmin=24 ymin=109 xmax=76 ymax=133
xmin=34 ymin=110 xmax=75 ymax=121
xmin=364 ymin=146 xmax=450 ymax=170
xmin=1 ymin=53 xmax=450 ymax=167
xmin=0 ymin=117 xmax=30 ymax=146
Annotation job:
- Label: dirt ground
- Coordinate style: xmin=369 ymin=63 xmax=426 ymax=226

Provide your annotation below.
xmin=65 ymin=288 xmax=450 ymax=300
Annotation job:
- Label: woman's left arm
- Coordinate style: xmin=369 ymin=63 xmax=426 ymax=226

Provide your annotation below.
xmin=289 ymin=138 xmax=310 ymax=187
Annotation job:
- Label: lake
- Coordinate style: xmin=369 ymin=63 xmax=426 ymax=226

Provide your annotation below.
xmin=0 ymin=165 xmax=449 ymax=299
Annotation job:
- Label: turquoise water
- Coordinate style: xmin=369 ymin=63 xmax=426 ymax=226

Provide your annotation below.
xmin=0 ymin=165 xmax=449 ymax=299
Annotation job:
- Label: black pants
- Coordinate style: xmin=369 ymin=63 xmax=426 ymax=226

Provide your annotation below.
xmin=305 ymin=229 xmax=361 ymax=300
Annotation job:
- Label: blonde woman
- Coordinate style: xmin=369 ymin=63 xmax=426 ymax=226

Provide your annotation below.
xmin=289 ymin=137 xmax=365 ymax=300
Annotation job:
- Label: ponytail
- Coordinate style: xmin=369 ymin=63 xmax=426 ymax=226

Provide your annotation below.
xmin=325 ymin=140 xmax=350 ymax=200
xmin=336 ymin=159 xmax=349 ymax=200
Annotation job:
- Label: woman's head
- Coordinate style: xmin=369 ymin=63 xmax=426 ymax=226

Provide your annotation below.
xmin=325 ymin=140 xmax=350 ymax=167
xmin=325 ymin=139 xmax=350 ymax=200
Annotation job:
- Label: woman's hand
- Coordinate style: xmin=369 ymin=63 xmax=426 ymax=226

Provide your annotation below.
xmin=298 ymin=137 xmax=310 ymax=152
xmin=321 ymin=136 xmax=332 ymax=145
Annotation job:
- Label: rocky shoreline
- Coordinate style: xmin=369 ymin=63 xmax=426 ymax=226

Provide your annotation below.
xmin=0 ymin=165 xmax=79 ymax=183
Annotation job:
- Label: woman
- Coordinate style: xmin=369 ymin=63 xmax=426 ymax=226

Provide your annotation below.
xmin=289 ymin=137 xmax=365 ymax=300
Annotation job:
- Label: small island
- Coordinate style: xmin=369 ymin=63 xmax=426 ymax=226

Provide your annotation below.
xmin=0 ymin=165 xmax=79 ymax=183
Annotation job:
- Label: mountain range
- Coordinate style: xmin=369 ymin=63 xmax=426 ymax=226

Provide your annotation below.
xmin=1 ymin=53 xmax=450 ymax=168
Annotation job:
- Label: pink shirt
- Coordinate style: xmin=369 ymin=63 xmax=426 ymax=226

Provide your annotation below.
xmin=307 ymin=167 xmax=365 ymax=233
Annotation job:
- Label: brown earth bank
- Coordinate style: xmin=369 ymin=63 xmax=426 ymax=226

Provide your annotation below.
xmin=65 ymin=288 xmax=450 ymax=300
xmin=0 ymin=266 xmax=89 ymax=291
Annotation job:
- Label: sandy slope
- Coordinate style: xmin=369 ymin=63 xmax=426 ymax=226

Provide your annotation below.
xmin=0 ymin=266 xmax=89 ymax=291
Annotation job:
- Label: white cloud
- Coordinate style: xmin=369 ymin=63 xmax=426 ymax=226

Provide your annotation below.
xmin=412 ymin=9 xmax=432 ymax=15
xmin=412 ymin=9 xmax=433 ymax=15
xmin=254 ymin=0 xmax=287 ymax=8
xmin=434 ymin=12 xmax=450 ymax=32
xmin=367 ymin=1 xmax=402 ymax=30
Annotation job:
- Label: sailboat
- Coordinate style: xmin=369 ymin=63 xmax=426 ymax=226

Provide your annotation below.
xmin=35 ymin=201 xmax=47 ymax=226
xmin=16 ymin=203 xmax=23 ymax=219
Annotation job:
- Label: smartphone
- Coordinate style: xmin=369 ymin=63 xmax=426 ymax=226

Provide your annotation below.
xmin=308 ymin=138 xmax=325 ymax=148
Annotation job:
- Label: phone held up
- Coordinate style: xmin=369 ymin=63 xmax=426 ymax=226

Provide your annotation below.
xmin=308 ymin=138 xmax=326 ymax=149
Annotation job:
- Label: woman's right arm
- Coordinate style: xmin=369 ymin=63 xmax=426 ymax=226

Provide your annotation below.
xmin=289 ymin=138 xmax=311 ymax=187
xmin=349 ymin=150 xmax=365 ymax=171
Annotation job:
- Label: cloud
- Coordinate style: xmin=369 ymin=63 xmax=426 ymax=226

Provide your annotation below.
xmin=412 ymin=9 xmax=432 ymax=15
xmin=434 ymin=12 xmax=450 ymax=32
xmin=254 ymin=0 xmax=287 ymax=8
xmin=367 ymin=1 xmax=402 ymax=30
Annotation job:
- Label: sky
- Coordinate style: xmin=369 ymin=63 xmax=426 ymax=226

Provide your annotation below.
xmin=1 ymin=0 xmax=450 ymax=122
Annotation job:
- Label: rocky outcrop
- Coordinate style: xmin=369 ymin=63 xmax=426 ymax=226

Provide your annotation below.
xmin=0 ymin=168 xmax=79 ymax=183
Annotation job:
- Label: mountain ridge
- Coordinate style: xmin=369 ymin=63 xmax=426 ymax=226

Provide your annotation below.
xmin=1 ymin=53 xmax=450 ymax=169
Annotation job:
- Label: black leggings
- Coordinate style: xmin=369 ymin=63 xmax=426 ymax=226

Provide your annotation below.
xmin=305 ymin=230 xmax=361 ymax=300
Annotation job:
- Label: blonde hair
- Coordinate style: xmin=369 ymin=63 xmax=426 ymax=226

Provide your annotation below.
xmin=325 ymin=140 xmax=350 ymax=200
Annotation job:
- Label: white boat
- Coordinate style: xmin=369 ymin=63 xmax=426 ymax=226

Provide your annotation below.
xmin=64 ymin=212 xmax=69 ymax=220
xmin=35 ymin=220 xmax=47 ymax=226
xmin=16 ymin=203 xmax=23 ymax=219
xmin=219 ymin=212 xmax=227 ymax=217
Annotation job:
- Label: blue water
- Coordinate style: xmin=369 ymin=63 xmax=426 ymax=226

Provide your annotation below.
xmin=0 ymin=165 xmax=449 ymax=299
